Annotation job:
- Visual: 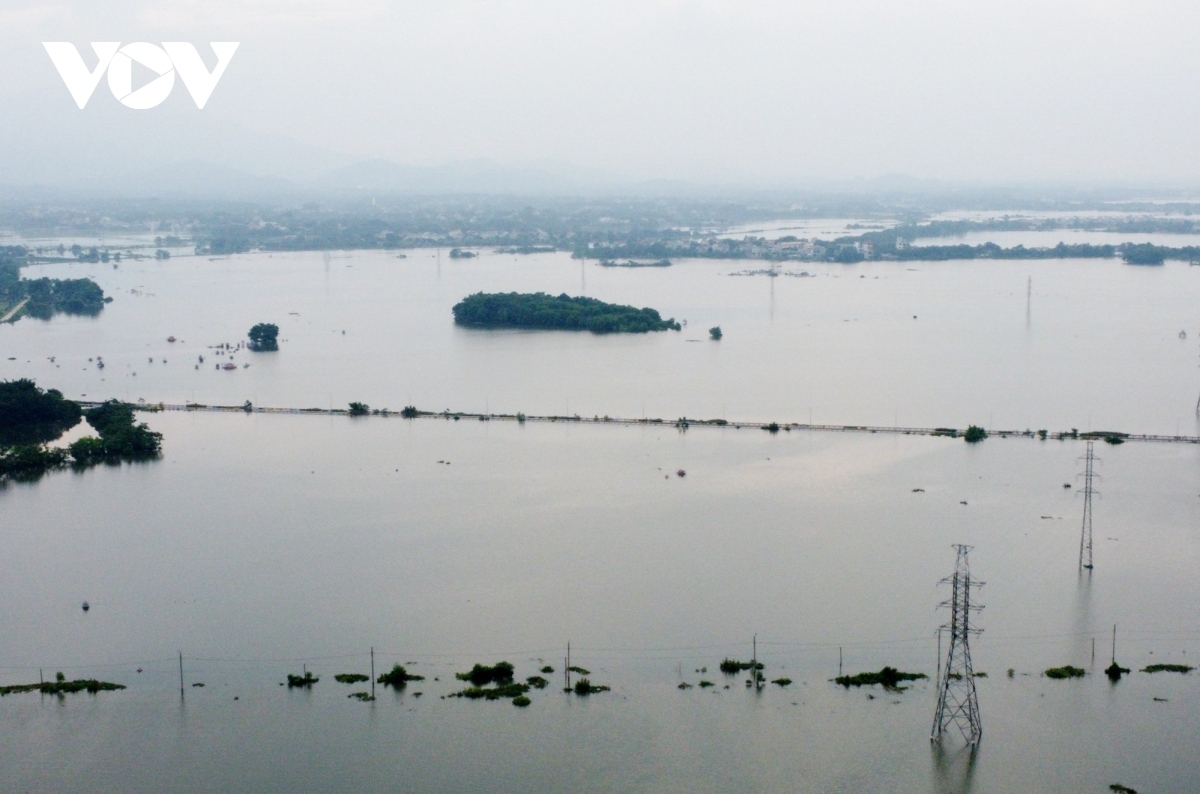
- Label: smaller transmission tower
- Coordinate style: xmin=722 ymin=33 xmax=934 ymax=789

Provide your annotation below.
xmin=932 ymin=544 xmax=984 ymax=746
xmin=1078 ymin=441 xmax=1100 ymax=571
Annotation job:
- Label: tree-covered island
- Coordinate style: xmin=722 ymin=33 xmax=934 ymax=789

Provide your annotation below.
xmin=0 ymin=381 xmax=162 ymax=484
xmin=1 ymin=247 xmax=108 ymax=322
xmin=452 ymin=292 xmax=681 ymax=334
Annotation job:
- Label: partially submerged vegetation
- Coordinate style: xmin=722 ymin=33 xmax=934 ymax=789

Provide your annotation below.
xmin=0 ymin=386 xmax=163 ymax=484
xmin=1141 ymin=664 xmax=1193 ymax=674
xmin=287 ymin=672 xmax=319 ymax=688
xmin=573 ymin=678 xmax=610 ymax=695
xmin=334 ymin=673 xmax=370 ymax=684
xmin=247 ymin=323 xmax=279 ymax=352
xmin=963 ymin=425 xmax=988 ymax=443
xmin=456 ymin=662 xmax=515 ymax=686
xmin=1 ymin=250 xmax=107 ymax=322
xmin=835 ymin=667 xmax=927 ymax=689
xmin=0 ymin=672 xmax=125 ymax=696
xmin=1044 ymin=666 xmax=1086 ymax=680
xmin=452 ymin=292 xmax=681 ymax=334
xmin=377 ymin=664 xmax=424 ymax=689
xmin=720 ymin=659 xmax=763 ymax=674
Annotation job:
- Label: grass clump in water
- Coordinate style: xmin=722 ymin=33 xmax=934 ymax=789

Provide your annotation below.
xmin=573 ymin=678 xmax=610 ymax=696
xmin=540 ymin=665 xmax=554 ymax=674
xmin=287 ymin=672 xmax=319 ymax=688
xmin=334 ymin=673 xmax=369 ymax=684
xmin=720 ymin=659 xmax=763 ymax=674
xmin=452 ymin=682 xmax=531 ymax=701
xmin=512 ymin=695 xmax=531 ymax=707
xmin=1044 ymin=666 xmax=1086 ymax=680
xmin=568 ymin=665 xmax=590 ymax=675
xmin=377 ymin=664 xmax=424 ymax=689
xmin=1 ymin=673 xmax=126 ymax=696
xmin=1141 ymin=664 xmax=1192 ymax=674
xmin=349 ymin=692 xmax=375 ymax=701
xmin=699 ymin=680 xmax=715 ymax=688
xmin=1109 ymin=785 xmax=1138 ymax=793
xmin=835 ymin=667 xmax=927 ymax=690
xmin=772 ymin=678 xmax=793 ymax=687
xmin=526 ymin=675 xmax=549 ymax=689
xmin=456 ymin=662 xmax=515 ymax=686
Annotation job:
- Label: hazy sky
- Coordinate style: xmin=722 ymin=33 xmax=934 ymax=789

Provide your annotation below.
xmin=3 ymin=0 xmax=1200 ymax=185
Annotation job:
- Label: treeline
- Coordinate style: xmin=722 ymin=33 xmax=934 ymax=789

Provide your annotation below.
xmin=452 ymin=292 xmax=681 ymax=334
xmin=0 ymin=381 xmax=162 ymax=484
xmin=0 ymin=248 xmax=108 ymax=320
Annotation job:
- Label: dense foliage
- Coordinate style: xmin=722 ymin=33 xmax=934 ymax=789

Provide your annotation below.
xmin=835 ymin=667 xmax=928 ymax=688
xmin=0 ymin=379 xmax=82 ymax=444
xmin=377 ymin=664 xmax=424 ymax=689
xmin=248 ymin=322 xmax=279 ymax=351
xmin=452 ymin=292 xmax=680 ymax=334
xmin=963 ymin=425 xmax=988 ymax=443
xmin=79 ymin=401 xmax=163 ymax=461
xmin=0 ymin=255 xmax=107 ymax=321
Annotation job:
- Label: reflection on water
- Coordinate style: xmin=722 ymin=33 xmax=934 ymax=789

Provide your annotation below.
xmin=931 ymin=743 xmax=978 ymax=794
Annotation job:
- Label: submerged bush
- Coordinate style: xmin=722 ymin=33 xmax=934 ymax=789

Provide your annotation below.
xmin=334 ymin=673 xmax=369 ymax=684
xmin=835 ymin=667 xmax=927 ymax=689
xmin=1044 ymin=666 xmax=1086 ymax=680
xmin=377 ymin=664 xmax=424 ymax=689
xmin=456 ymin=662 xmax=515 ymax=687
xmin=963 ymin=425 xmax=988 ymax=443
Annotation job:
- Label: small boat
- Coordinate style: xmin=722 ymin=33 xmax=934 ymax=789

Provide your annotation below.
xmin=82 ymin=601 xmax=90 ymax=612
xmin=222 ymin=362 xmax=237 ymax=370
xmin=167 ymin=336 xmax=176 ymax=343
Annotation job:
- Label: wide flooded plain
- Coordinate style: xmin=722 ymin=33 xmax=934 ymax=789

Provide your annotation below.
xmin=1 ymin=249 xmax=1199 ymax=792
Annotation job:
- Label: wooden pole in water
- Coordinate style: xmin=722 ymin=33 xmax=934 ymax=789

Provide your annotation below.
xmin=178 ymin=651 xmax=184 ymax=698
xmin=371 ymin=647 xmax=375 ymax=700
xmin=1092 ymin=638 xmax=1096 ymax=666
xmin=839 ymin=647 xmax=842 ymax=678
xmin=566 ymin=641 xmax=571 ymax=690
xmin=1111 ymin=625 xmax=1117 ymax=665
xmin=39 ymin=669 xmax=43 ymax=685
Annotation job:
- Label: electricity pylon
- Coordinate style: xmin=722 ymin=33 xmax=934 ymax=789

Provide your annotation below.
xmin=1078 ymin=441 xmax=1100 ymax=571
xmin=932 ymin=544 xmax=984 ymax=747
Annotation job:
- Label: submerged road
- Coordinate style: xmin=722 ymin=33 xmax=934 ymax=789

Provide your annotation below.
xmin=79 ymin=401 xmax=1200 ymax=446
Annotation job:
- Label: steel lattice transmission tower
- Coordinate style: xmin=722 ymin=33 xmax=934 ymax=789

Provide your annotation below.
xmin=931 ymin=544 xmax=984 ymax=747
xmin=1078 ymin=441 xmax=1100 ymax=571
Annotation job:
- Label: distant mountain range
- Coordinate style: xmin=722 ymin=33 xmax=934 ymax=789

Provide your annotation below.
xmin=0 ymin=92 xmax=643 ymax=198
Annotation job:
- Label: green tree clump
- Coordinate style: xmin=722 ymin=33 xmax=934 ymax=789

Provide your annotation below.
xmin=452 ymin=292 xmax=681 ymax=334
xmin=963 ymin=425 xmax=988 ymax=443
xmin=709 ymin=326 xmax=722 ymax=340
xmin=348 ymin=402 xmax=370 ymax=416
xmin=248 ymin=323 xmax=279 ymax=351
xmin=1044 ymin=666 xmax=1086 ymax=679
xmin=78 ymin=401 xmax=163 ymax=461
xmin=456 ymin=662 xmax=515 ymax=686
xmin=377 ymin=664 xmax=424 ymax=689
xmin=0 ymin=379 xmax=82 ymax=444
xmin=835 ymin=667 xmax=928 ymax=689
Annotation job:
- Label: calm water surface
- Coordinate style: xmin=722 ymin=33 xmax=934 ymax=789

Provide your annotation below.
xmin=1 ymin=251 xmax=1198 ymax=792
xmin=2 ymin=249 xmax=1199 ymax=435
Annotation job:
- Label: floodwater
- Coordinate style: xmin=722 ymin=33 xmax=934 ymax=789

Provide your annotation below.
xmin=2 ymin=249 xmax=1199 ymax=793
xmin=2 ymin=249 xmax=1199 ymax=435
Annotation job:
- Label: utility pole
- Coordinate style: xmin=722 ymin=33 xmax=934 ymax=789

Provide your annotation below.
xmin=371 ymin=647 xmax=375 ymax=700
xmin=932 ymin=545 xmax=984 ymax=747
xmin=565 ymin=641 xmax=571 ymax=691
xmin=1078 ymin=441 xmax=1100 ymax=571
xmin=178 ymin=651 xmax=184 ymax=699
